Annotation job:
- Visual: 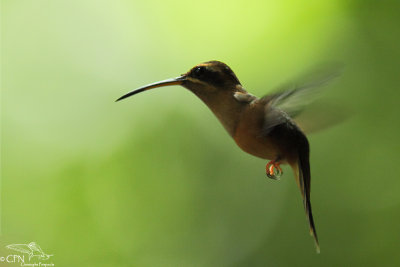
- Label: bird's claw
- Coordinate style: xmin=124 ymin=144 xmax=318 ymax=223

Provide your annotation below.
xmin=266 ymin=161 xmax=283 ymax=180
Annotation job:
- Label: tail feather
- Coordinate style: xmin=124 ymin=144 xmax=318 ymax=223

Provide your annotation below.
xmin=292 ymin=138 xmax=320 ymax=253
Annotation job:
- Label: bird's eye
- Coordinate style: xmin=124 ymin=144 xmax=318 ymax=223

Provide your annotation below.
xmin=193 ymin=66 xmax=206 ymax=77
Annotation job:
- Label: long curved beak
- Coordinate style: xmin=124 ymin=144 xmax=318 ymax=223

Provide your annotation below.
xmin=116 ymin=76 xmax=186 ymax=102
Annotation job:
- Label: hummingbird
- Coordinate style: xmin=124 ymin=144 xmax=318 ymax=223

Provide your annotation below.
xmin=117 ymin=60 xmax=340 ymax=253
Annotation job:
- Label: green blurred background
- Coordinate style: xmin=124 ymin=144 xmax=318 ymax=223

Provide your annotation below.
xmin=2 ymin=0 xmax=400 ymax=266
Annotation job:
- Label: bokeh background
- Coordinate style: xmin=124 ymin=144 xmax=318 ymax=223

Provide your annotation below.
xmin=2 ymin=0 xmax=400 ymax=266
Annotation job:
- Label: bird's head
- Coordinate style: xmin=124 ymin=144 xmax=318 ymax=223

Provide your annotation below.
xmin=116 ymin=61 xmax=242 ymax=102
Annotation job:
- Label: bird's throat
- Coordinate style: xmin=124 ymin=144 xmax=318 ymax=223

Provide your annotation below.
xmin=190 ymin=89 xmax=249 ymax=137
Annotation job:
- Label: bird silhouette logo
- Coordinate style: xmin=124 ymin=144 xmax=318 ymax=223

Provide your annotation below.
xmin=6 ymin=242 xmax=53 ymax=261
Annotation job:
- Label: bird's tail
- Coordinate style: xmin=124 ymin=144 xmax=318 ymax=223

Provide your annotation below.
xmin=291 ymin=138 xmax=320 ymax=253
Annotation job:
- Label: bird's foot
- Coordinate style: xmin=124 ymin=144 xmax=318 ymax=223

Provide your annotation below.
xmin=266 ymin=161 xmax=283 ymax=180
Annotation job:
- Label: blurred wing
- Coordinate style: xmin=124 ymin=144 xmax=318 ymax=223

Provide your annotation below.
xmin=293 ymin=101 xmax=351 ymax=134
xmin=261 ymin=64 xmax=343 ymax=134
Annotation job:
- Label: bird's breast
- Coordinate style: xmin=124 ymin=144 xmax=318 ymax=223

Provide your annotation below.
xmin=233 ymin=105 xmax=279 ymax=160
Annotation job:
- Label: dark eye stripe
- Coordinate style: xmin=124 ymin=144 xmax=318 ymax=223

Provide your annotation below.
xmin=203 ymin=70 xmax=224 ymax=86
xmin=194 ymin=66 xmax=206 ymax=76
xmin=189 ymin=64 xmax=240 ymax=87
xmin=192 ymin=67 xmax=223 ymax=85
